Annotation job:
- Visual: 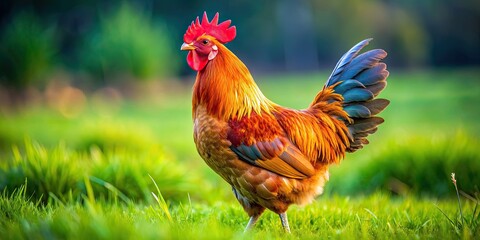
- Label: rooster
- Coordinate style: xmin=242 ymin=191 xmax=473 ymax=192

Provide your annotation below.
xmin=181 ymin=12 xmax=389 ymax=232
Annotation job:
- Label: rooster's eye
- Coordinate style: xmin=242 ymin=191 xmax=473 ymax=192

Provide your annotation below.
xmin=202 ymin=40 xmax=209 ymax=45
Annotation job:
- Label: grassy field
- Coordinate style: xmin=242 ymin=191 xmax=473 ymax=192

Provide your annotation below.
xmin=0 ymin=68 xmax=479 ymax=239
xmin=1 ymin=189 xmax=477 ymax=239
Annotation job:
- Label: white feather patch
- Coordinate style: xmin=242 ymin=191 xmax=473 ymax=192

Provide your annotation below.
xmin=208 ymin=45 xmax=218 ymax=60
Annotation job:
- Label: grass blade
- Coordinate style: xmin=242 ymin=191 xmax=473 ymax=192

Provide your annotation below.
xmin=89 ymin=176 xmax=132 ymax=204
xmin=84 ymin=175 xmax=95 ymax=204
xmin=435 ymin=204 xmax=459 ymax=233
xmin=149 ymin=174 xmax=173 ymax=223
xmin=451 ymin=173 xmax=465 ymax=226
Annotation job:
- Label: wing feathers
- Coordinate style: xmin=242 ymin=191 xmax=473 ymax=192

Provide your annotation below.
xmin=230 ymin=138 xmax=315 ymax=179
xmin=280 ymin=145 xmax=315 ymax=176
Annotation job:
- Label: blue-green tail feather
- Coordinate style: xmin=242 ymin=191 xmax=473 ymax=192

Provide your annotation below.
xmin=326 ymin=39 xmax=390 ymax=152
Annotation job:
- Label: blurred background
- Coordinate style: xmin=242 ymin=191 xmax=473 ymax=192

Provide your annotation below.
xmin=0 ymin=0 xmax=479 ymax=204
xmin=1 ymin=0 xmax=479 ymax=88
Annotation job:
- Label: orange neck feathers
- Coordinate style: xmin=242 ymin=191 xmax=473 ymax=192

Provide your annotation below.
xmin=192 ymin=42 xmax=274 ymax=120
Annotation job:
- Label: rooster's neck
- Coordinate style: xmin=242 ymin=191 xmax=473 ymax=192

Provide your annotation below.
xmin=193 ymin=44 xmax=274 ymax=120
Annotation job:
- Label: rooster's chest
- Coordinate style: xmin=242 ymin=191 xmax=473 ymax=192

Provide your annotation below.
xmin=193 ymin=106 xmax=243 ymax=180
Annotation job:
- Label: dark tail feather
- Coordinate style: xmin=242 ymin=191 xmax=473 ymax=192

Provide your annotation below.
xmin=326 ymin=39 xmax=390 ymax=152
xmin=325 ymin=38 xmax=372 ymax=87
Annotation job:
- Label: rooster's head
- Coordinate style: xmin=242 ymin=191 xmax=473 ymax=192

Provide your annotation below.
xmin=181 ymin=12 xmax=236 ymax=71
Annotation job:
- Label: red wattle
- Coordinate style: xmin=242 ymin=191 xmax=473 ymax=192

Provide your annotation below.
xmin=187 ymin=51 xmax=209 ymax=71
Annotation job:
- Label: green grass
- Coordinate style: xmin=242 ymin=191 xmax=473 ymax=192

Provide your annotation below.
xmin=0 ymin=186 xmax=478 ymax=239
xmin=326 ymin=133 xmax=480 ymax=197
xmin=0 ymin=68 xmax=479 ymax=239
xmin=0 ymin=140 xmax=206 ymax=204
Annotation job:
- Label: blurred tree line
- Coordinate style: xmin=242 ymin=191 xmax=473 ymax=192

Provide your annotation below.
xmin=0 ymin=0 xmax=478 ymax=91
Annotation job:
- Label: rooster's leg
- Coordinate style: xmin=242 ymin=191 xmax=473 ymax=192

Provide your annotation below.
xmin=244 ymin=214 xmax=261 ymax=232
xmin=233 ymin=187 xmax=265 ymax=232
xmin=279 ymin=212 xmax=291 ymax=233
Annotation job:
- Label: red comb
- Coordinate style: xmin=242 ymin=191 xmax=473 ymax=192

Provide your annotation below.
xmin=184 ymin=12 xmax=236 ymax=44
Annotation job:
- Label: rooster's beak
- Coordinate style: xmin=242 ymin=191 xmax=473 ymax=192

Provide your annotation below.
xmin=181 ymin=43 xmax=195 ymax=51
